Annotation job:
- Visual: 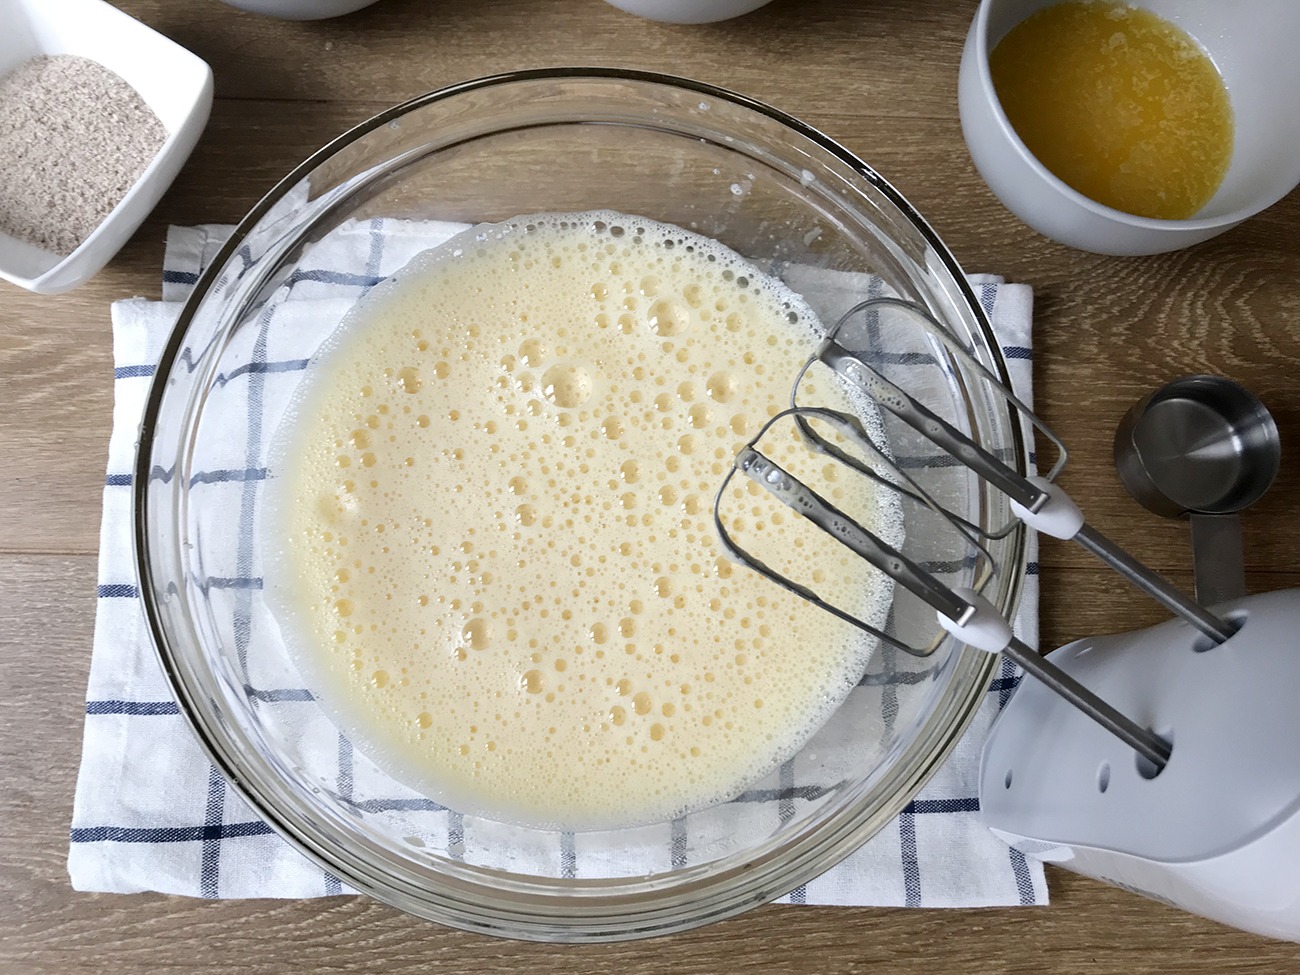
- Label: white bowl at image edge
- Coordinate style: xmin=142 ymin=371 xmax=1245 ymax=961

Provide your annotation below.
xmin=958 ymin=0 xmax=1300 ymax=256
xmin=0 ymin=0 xmax=213 ymax=294
xmin=216 ymin=0 xmax=382 ymax=19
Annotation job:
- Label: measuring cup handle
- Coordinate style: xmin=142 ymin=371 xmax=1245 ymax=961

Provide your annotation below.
xmin=1189 ymin=512 xmax=1246 ymax=605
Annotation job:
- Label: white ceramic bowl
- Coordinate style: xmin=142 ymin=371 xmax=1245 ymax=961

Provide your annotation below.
xmin=0 ymin=0 xmax=212 ymax=294
xmin=959 ymin=0 xmax=1300 ymax=256
xmin=602 ymin=0 xmax=774 ymax=23
xmin=217 ymin=0 xmax=382 ymax=19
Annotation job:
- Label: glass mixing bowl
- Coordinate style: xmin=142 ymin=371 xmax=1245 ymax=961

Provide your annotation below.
xmin=134 ymin=69 xmax=1028 ymax=941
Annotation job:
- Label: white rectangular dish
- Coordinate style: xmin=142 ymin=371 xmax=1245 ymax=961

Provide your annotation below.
xmin=0 ymin=0 xmax=213 ymax=294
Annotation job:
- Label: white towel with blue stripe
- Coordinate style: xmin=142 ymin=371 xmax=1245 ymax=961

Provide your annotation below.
xmin=69 ymin=218 xmax=1048 ymax=908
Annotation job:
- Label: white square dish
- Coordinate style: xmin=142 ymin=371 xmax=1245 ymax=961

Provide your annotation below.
xmin=0 ymin=0 xmax=213 ymax=294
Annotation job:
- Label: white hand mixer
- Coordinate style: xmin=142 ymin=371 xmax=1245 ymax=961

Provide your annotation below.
xmin=715 ymin=297 xmax=1300 ymax=942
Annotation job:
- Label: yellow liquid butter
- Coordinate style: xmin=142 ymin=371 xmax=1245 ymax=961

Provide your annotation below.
xmin=267 ymin=212 xmax=893 ymax=829
xmin=990 ymin=1 xmax=1233 ymax=220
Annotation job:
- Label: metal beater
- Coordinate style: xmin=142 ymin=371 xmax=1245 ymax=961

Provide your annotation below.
xmin=714 ymin=297 xmax=1237 ymax=772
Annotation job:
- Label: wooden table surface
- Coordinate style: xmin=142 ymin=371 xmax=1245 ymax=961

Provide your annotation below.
xmin=4 ymin=0 xmax=1300 ymax=971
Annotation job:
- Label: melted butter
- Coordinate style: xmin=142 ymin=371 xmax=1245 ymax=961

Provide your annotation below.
xmin=990 ymin=1 xmax=1233 ymax=220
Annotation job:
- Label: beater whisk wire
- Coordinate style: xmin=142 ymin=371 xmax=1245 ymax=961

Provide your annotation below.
xmin=711 ymin=296 xmax=1222 ymax=772
xmin=813 ymin=298 xmax=1233 ymax=644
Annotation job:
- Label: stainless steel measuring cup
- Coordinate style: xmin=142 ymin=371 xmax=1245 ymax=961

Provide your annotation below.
xmin=1114 ymin=376 xmax=1281 ymax=605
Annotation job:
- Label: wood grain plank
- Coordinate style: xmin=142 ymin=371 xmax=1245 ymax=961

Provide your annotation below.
xmin=5 ymin=889 xmax=1300 ymax=975
xmin=116 ymin=0 xmax=979 ymax=119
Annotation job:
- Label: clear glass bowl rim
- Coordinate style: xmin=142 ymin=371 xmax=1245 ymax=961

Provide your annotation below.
xmin=132 ymin=67 xmax=1026 ymax=941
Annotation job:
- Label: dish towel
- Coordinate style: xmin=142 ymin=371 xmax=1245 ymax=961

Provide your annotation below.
xmin=69 ymin=218 xmax=1048 ymax=909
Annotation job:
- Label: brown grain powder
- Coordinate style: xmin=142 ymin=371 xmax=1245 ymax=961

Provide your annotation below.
xmin=0 ymin=55 xmax=167 ymax=256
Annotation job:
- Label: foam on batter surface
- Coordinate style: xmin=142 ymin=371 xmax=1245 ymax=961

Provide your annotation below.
xmin=266 ymin=211 xmax=895 ymax=829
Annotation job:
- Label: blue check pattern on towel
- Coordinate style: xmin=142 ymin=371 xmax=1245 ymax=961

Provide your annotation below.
xmin=68 ymin=218 xmax=1048 ymax=908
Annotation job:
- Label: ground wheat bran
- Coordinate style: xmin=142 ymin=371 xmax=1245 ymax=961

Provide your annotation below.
xmin=0 ymin=55 xmax=166 ymax=255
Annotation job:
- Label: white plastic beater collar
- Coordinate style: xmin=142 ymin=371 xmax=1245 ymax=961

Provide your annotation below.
xmin=1010 ymin=475 xmax=1084 ymax=540
xmin=936 ymin=587 xmax=1013 ymax=654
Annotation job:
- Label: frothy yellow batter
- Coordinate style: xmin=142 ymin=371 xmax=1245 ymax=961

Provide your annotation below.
xmin=267 ymin=212 xmax=893 ymax=829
